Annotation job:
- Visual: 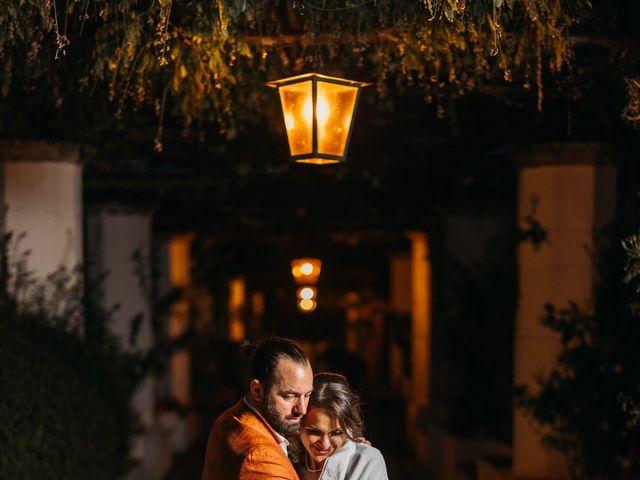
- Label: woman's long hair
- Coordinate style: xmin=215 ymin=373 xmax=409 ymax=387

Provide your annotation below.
xmin=310 ymin=372 xmax=364 ymax=440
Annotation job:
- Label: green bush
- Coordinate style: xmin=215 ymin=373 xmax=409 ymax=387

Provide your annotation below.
xmin=516 ymin=232 xmax=640 ymax=478
xmin=0 ymin=234 xmax=144 ymax=479
xmin=0 ymin=327 xmax=121 ymax=479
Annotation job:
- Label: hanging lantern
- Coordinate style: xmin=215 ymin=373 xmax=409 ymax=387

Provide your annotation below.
xmin=291 ymin=258 xmax=322 ymax=285
xmin=267 ymin=73 xmax=369 ymax=165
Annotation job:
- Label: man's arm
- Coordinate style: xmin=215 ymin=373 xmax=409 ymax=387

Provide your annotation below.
xmin=239 ymin=446 xmax=300 ymax=480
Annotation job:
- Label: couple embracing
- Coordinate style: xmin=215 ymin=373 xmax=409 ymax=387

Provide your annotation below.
xmin=201 ymin=337 xmax=389 ymax=480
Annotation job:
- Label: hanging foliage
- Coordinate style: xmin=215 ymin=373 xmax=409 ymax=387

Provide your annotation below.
xmin=623 ymin=77 xmax=640 ymax=128
xmin=0 ymin=0 xmax=592 ymax=145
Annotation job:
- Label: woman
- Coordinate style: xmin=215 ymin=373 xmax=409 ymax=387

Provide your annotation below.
xmin=295 ymin=372 xmax=389 ymax=480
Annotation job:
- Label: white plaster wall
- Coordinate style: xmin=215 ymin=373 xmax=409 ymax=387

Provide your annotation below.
xmin=154 ymin=237 xmax=173 ymax=402
xmin=100 ymin=211 xmax=153 ymax=351
xmin=155 ymin=236 xmax=172 ymax=303
xmin=87 ymin=209 xmax=155 ymax=429
xmin=514 ymin=160 xmax=616 ymax=479
xmin=2 ymin=153 xmax=82 ymax=277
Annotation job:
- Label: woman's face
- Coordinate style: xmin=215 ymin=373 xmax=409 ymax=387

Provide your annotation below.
xmin=300 ymin=406 xmax=347 ymax=464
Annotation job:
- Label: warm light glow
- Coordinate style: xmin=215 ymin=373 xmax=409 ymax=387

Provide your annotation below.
xmin=169 ymin=234 xmax=194 ymax=288
xmin=228 ymin=277 xmax=246 ymax=342
xmin=298 ymin=286 xmax=317 ymax=300
xmin=298 ymin=298 xmax=317 ymax=312
xmin=291 ymin=258 xmax=322 ymax=285
xmin=284 ymin=113 xmax=295 ymax=130
xmin=303 ymin=95 xmax=329 ymax=125
xmin=266 ymin=73 xmax=369 ymax=164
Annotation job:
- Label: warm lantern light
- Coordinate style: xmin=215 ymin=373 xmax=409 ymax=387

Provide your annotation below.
xmin=291 ymin=258 xmax=322 ymax=285
xmin=298 ymin=298 xmax=317 ymax=312
xmin=267 ymin=73 xmax=369 ymax=165
xmin=298 ymin=286 xmax=317 ymax=300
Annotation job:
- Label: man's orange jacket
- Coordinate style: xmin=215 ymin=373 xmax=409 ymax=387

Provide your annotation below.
xmin=201 ymin=399 xmax=300 ymax=480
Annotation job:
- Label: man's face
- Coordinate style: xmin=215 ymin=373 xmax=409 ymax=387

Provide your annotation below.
xmin=262 ymin=358 xmax=314 ymax=436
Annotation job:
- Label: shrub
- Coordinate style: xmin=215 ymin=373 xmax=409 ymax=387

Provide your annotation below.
xmin=0 ymin=232 xmax=144 ymax=479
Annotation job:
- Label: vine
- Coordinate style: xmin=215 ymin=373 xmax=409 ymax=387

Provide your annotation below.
xmin=623 ymin=77 xmax=640 ymax=128
xmin=0 ymin=0 xmax=592 ymax=146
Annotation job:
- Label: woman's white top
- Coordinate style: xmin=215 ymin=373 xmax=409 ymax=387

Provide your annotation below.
xmin=319 ymin=439 xmax=389 ymax=480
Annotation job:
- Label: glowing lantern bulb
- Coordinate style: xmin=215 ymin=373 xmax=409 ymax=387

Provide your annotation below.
xmin=303 ymin=95 xmax=329 ymax=125
xmin=299 ymin=298 xmax=317 ymax=312
xmin=299 ymin=287 xmax=316 ymax=300
xmin=285 ymin=114 xmax=295 ymax=130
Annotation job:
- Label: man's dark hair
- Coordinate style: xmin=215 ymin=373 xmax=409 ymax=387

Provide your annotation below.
xmin=244 ymin=336 xmax=308 ymax=392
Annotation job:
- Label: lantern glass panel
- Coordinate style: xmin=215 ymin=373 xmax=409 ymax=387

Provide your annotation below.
xmin=278 ymin=80 xmax=313 ymax=157
xmin=316 ymin=81 xmax=359 ymax=157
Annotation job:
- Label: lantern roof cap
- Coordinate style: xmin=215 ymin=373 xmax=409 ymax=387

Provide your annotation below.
xmin=266 ymin=72 xmax=370 ymax=88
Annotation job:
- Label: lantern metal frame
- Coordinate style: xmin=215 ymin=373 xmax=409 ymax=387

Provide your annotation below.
xmin=267 ymin=73 xmax=370 ymax=165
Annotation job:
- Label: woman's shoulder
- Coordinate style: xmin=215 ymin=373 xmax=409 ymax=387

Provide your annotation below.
xmin=323 ymin=440 xmax=388 ymax=480
xmin=352 ymin=440 xmax=383 ymax=455
xmin=351 ymin=441 xmax=385 ymax=464
xmin=330 ymin=440 xmax=385 ymax=466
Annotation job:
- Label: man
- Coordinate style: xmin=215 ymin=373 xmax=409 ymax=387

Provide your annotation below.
xmin=201 ymin=337 xmax=314 ymax=480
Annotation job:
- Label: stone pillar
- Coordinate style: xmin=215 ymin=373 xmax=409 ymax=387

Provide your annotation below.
xmin=514 ymin=143 xmax=616 ymax=479
xmin=407 ymin=231 xmax=433 ymax=465
xmin=86 ymin=207 xmax=162 ymax=477
xmin=0 ymin=141 xmax=82 ymax=279
xmin=87 ymin=208 xmax=154 ymax=359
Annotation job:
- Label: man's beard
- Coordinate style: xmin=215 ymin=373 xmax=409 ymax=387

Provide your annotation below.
xmin=263 ymin=397 xmax=302 ymax=436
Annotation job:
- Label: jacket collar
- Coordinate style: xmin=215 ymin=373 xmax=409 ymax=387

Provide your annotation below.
xmin=242 ymin=396 xmax=290 ymax=453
